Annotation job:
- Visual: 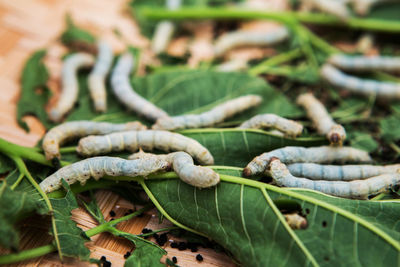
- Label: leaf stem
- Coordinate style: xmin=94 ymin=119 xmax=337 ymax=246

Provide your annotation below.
xmin=0 ymin=138 xmax=52 ymax=166
xmin=140 ymin=8 xmax=400 ymax=33
xmin=8 ymin=155 xmax=63 ymax=261
xmin=248 ymin=48 xmax=303 ymax=76
xmin=10 ymin=172 xmax=25 ymax=190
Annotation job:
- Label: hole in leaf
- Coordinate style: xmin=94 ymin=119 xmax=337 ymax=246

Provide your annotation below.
xmin=322 ymin=221 xmax=327 ymax=227
xmin=273 ymin=198 xmax=302 ymax=213
xmin=324 ymin=256 xmax=330 ymax=261
xmin=305 ymin=208 xmax=310 ymax=214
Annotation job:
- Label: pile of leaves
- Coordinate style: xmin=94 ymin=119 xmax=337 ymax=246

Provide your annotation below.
xmin=2 ymin=1 xmax=400 ymax=266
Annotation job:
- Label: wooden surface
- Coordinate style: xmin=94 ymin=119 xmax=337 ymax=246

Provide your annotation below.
xmin=0 ymin=1 xmax=236 ymax=266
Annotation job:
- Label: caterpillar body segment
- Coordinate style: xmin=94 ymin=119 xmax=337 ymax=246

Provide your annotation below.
xmin=284 ymin=213 xmax=308 ymax=230
xmin=39 ymin=156 xmax=170 ymax=193
xmin=328 ymin=54 xmax=400 ymax=72
xmin=151 ymin=0 xmax=181 ymax=54
xmin=238 ymin=114 xmax=303 ymax=137
xmin=321 ymin=64 xmax=400 ymax=99
xmin=152 ymin=95 xmax=262 ymax=131
xmin=352 ymin=0 xmax=386 ymax=15
xmin=269 ymin=158 xmax=400 ymax=199
xmin=243 ymin=146 xmax=372 ymax=177
xmin=111 ymin=53 xmax=169 ymax=121
xmin=49 ymin=53 xmax=95 ymax=122
xmin=88 ymin=40 xmax=113 ymax=112
xmin=216 ymin=59 xmax=248 ymax=72
xmin=214 ymin=27 xmax=289 ymax=57
xmin=287 ymin=163 xmax=400 ymax=181
xmin=296 ymin=93 xmax=346 ymax=145
xmin=77 ymin=130 xmax=214 ymax=165
xmin=130 ymin=151 xmax=220 ymax=188
xmin=42 ymin=121 xmax=146 ymax=160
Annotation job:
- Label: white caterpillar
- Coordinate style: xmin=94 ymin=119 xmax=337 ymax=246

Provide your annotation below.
xmin=243 ymin=146 xmax=372 ymax=177
xmin=216 ymin=59 xmax=248 ymax=72
xmin=320 ymin=64 xmax=400 ymax=99
xmin=49 ymin=53 xmax=95 ymax=122
xmin=77 ymin=130 xmax=214 ymax=165
xmin=129 ymin=150 xmax=220 ymax=188
xmin=328 ymin=54 xmax=400 ymax=72
xmin=296 ymin=93 xmax=346 ymax=145
xmin=42 ymin=120 xmax=147 ymax=160
xmin=214 ymin=27 xmax=289 ymax=57
xmin=269 ymin=158 xmax=400 ymax=199
xmin=152 ymin=95 xmax=262 ymax=131
xmin=111 ymin=52 xmax=169 ymax=121
xmin=88 ymin=40 xmax=113 ymax=112
xmin=238 ymin=114 xmax=303 ymax=138
xmin=287 ymin=163 xmax=400 ymax=181
xmin=39 ymin=156 xmax=170 ymax=193
xmin=152 ymin=0 xmax=181 ymax=54
xmin=284 ymin=213 xmax=308 ymax=230
xmin=302 ymin=0 xmax=350 ymax=20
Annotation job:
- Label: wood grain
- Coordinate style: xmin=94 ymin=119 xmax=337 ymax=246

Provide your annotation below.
xmin=0 ymin=0 xmax=236 ymax=266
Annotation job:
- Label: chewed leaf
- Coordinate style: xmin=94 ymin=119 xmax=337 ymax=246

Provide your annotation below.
xmin=49 ymin=180 xmax=90 ymax=260
xmin=0 ymin=179 xmax=43 ymax=250
xmin=17 ymin=50 xmax=52 ymax=132
xmin=142 ymin=170 xmax=400 ymax=266
xmin=117 ymin=232 xmax=166 ymax=267
xmin=61 ymin=15 xmax=96 ymax=49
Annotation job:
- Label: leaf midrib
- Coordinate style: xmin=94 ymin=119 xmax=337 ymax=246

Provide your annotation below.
xmin=141 ymin=171 xmax=400 ymax=254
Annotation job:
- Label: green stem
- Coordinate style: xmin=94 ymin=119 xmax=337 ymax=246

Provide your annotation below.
xmin=299 ymin=25 xmax=339 ymax=55
xmin=8 ymin=155 xmax=63 ymax=261
xmin=0 ymin=205 xmax=153 ymax=265
xmin=137 ymin=226 xmax=180 ymax=238
xmin=248 ymin=48 xmax=302 ymax=75
xmin=0 ymin=138 xmax=52 ymax=167
xmin=59 ymin=146 xmax=77 ymax=154
xmin=141 ymin=8 xmax=400 ymax=33
xmin=10 ymin=172 xmax=25 ymax=190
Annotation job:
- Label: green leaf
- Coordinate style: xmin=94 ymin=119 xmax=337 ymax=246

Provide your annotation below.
xmin=380 ymin=115 xmax=400 ymax=143
xmin=117 ymin=232 xmax=166 ymax=267
xmin=0 ymin=153 xmax=14 ymax=174
xmin=26 ymin=69 xmax=302 ymax=131
xmin=17 ymin=50 xmax=51 ymax=131
xmin=142 ymin=172 xmax=400 ymax=266
xmin=180 ymin=129 xmax=326 ymax=167
xmin=80 ymin=191 xmax=106 ymax=224
xmin=0 ymin=181 xmax=43 ymax=250
xmin=61 ymin=15 xmax=95 ymax=48
xmin=49 ymin=180 xmax=91 ymax=260
xmin=347 ymin=131 xmax=378 ymax=153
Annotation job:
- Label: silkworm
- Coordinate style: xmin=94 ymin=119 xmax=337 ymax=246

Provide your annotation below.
xmin=243 ymin=146 xmax=372 ymax=177
xmin=269 ymin=158 xmax=400 ymax=199
xmin=296 ymin=93 xmax=346 ymax=145
xmin=129 ymin=150 xmax=220 ymax=188
xmin=287 ymin=163 xmax=400 ymax=181
xmin=328 ymin=54 xmax=400 ymax=72
xmin=88 ymin=40 xmax=113 ymax=112
xmin=42 ymin=120 xmax=147 ymax=160
xmin=77 ymin=130 xmax=214 ymax=165
xmin=284 ymin=213 xmax=308 ymax=230
xmin=152 ymin=95 xmax=262 ymax=131
xmin=151 ymin=0 xmax=181 ymax=54
xmin=304 ymin=0 xmax=350 ymax=19
xmin=214 ymin=27 xmax=289 ymax=57
xmin=111 ymin=52 xmax=169 ymax=121
xmin=215 ymin=59 xmax=248 ymax=72
xmin=238 ymin=114 xmax=303 ymax=137
xmin=39 ymin=156 xmax=170 ymax=193
xmin=320 ymin=64 xmax=400 ymax=99
xmin=49 ymin=53 xmax=95 ymax=122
